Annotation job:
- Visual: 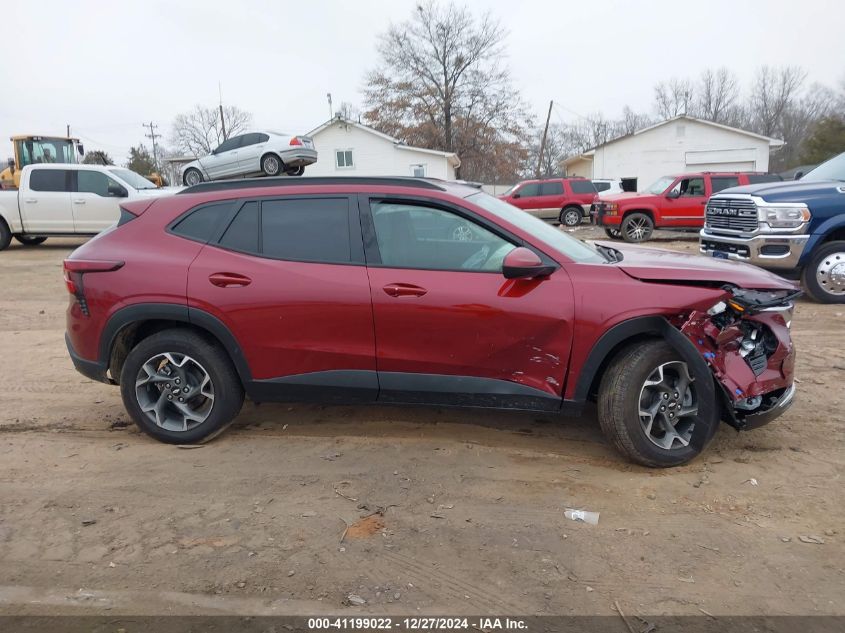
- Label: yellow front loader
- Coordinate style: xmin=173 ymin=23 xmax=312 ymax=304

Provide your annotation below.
xmin=0 ymin=135 xmax=85 ymax=188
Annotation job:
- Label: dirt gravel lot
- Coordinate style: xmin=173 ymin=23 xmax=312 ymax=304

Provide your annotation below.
xmin=0 ymin=229 xmax=843 ymax=618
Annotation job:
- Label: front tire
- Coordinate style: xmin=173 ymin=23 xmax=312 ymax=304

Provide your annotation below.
xmin=261 ymin=154 xmax=283 ymax=177
xmin=15 ymin=235 xmax=47 ymax=246
xmin=559 ymin=206 xmax=582 ymax=227
xmin=621 ymin=212 xmax=654 ymax=243
xmin=603 ymin=227 xmax=622 ymax=240
xmin=597 ymin=340 xmax=717 ymax=467
xmin=120 ymin=329 xmax=244 ymax=444
xmin=183 ymin=168 xmax=203 ymax=187
xmin=801 ymin=241 xmax=845 ymax=303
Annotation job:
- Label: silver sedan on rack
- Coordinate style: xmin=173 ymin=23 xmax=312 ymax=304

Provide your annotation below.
xmin=181 ymin=131 xmax=317 ymax=186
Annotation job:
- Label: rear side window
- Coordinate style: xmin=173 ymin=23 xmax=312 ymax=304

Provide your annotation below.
xmin=593 ymin=181 xmax=610 ymax=192
xmin=29 ymin=169 xmax=71 ymax=192
xmin=569 ymin=180 xmax=597 ymax=194
xmin=171 ymin=202 xmax=233 ymax=242
xmin=711 ymin=176 xmax=740 ymax=193
xmin=219 ymin=202 xmax=259 ymax=253
xmin=261 ymin=198 xmax=351 ymax=263
xmin=539 ymin=182 xmax=563 ymax=196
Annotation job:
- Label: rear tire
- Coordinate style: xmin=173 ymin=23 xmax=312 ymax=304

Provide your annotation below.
xmin=800 ymin=241 xmax=845 ymax=304
xmin=621 ymin=212 xmax=654 ymax=243
xmin=0 ymin=220 xmax=11 ymax=251
xmin=183 ymin=168 xmax=203 ymax=187
xmin=15 ymin=235 xmax=47 ymax=246
xmin=119 ymin=329 xmax=244 ymax=444
xmin=597 ymin=340 xmax=717 ymax=467
xmin=559 ymin=206 xmax=582 ymax=227
xmin=261 ymin=154 xmax=283 ymax=176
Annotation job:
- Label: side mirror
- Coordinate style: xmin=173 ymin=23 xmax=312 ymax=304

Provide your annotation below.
xmin=77 ymin=144 xmax=85 ymax=156
xmin=666 ymin=189 xmax=681 ymax=199
xmin=502 ymin=247 xmax=556 ymax=280
xmin=511 ymin=192 xmax=520 ymax=199
xmin=793 ymin=171 xmax=803 ymax=180
xmin=108 ymin=184 xmax=128 ymax=197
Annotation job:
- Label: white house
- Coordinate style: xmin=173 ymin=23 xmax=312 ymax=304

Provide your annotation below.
xmin=305 ymin=116 xmax=460 ymax=179
xmin=562 ymin=115 xmax=784 ymax=191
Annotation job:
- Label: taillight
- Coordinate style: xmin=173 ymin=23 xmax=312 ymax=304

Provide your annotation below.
xmin=63 ymin=259 xmax=124 ymax=316
xmin=289 ymin=136 xmax=302 ymax=146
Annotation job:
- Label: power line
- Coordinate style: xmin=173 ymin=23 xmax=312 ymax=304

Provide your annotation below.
xmin=143 ymin=121 xmax=161 ymax=172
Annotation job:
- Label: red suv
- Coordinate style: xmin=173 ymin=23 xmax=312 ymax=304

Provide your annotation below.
xmin=593 ymin=172 xmax=782 ymax=242
xmin=65 ymin=177 xmax=798 ymax=467
xmin=499 ymin=177 xmax=597 ymax=227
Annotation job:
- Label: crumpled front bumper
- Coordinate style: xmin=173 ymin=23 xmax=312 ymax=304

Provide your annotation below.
xmin=680 ymin=309 xmax=796 ymax=430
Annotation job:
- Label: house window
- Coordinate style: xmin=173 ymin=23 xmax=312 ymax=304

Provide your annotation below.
xmin=410 ymin=164 xmax=426 ymax=177
xmin=335 ymin=149 xmax=354 ymax=169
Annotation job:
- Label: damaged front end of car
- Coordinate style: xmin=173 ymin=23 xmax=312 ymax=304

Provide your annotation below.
xmin=675 ymin=287 xmax=801 ymax=431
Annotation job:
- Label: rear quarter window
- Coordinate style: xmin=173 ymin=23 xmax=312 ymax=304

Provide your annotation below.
xmin=170 ymin=201 xmax=234 ymax=243
xmin=569 ymin=180 xmax=597 ymax=194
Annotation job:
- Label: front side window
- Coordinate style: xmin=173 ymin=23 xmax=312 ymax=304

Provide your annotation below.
xmin=516 ymin=183 xmax=540 ymax=197
xmin=261 ymin=198 xmax=351 ymax=263
xmin=29 ymin=169 xmax=71 ymax=192
xmin=674 ymin=177 xmax=706 ymax=197
xmin=77 ymin=170 xmax=124 ymax=196
xmin=539 ymin=182 xmax=563 ymax=196
xmin=336 ymin=150 xmax=354 ymax=169
xmin=370 ymin=201 xmax=515 ymax=272
xmin=711 ymin=176 xmax=740 ymax=193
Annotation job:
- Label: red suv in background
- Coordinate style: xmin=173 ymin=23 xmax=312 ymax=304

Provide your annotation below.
xmin=593 ymin=172 xmax=782 ymax=242
xmin=499 ymin=177 xmax=597 ymax=227
xmin=65 ymin=176 xmax=798 ymax=467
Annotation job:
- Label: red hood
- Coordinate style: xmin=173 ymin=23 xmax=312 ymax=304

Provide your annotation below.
xmin=597 ymin=241 xmax=797 ymax=291
xmin=598 ymin=191 xmax=658 ymax=202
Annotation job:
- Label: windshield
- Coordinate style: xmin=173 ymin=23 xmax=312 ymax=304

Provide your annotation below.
xmin=801 ymin=152 xmax=845 ymax=182
xmin=108 ymin=168 xmax=157 ymax=189
xmin=16 ymin=138 xmax=77 ymax=167
xmin=467 ymin=192 xmax=605 ymax=263
xmin=645 ymin=176 xmax=676 ymax=194
xmin=500 ymin=184 xmax=518 ymax=197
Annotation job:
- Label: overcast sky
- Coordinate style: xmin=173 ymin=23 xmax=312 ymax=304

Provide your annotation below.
xmin=3 ymin=0 xmax=843 ymax=163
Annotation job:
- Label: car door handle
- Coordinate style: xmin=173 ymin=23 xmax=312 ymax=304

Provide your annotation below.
xmin=73 ymin=199 xmax=86 ymax=204
xmin=24 ymin=198 xmax=37 ymax=203
xmin=383 ymin=283 xmax=427 ymax=297
xmin=209 ymin=272 xmax=252 ymax=288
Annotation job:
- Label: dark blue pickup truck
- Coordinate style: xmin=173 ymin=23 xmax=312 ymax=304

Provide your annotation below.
xmin=699 ymin=152 xmax=845 ymax=303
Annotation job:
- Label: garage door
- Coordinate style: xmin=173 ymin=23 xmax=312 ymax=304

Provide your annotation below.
xmin=686 ymin=161 xmax=756 ymax=172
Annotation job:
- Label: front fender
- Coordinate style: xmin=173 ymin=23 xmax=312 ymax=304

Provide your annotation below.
xmin=801 ymin=214 xmax=845 ymax=265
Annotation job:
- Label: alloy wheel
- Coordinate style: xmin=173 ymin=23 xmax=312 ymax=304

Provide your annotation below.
xmin=263 ymin=156 xmax=280 ymax=175
xmin=135 ymin=352 xmax=215 ymax=432
xmin=625 ymin=216 xmax=651 ymax=241
xmin=185 ymin=170 xmax=201 ymax=186
xmin=815 ymin=251 xmax=845 ymax=296
xmin=638 ymin=361 xmax=697 ymax=450
xmin=452 ymin=223 xmax=474 ymax=241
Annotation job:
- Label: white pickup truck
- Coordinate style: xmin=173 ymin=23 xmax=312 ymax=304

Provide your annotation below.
xmin=0 ymin=164 xmax=172 ymax=250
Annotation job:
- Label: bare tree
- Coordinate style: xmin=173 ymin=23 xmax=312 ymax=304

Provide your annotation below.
xmin=619 ymin=105 xmax=652 ymax=135
xmin=170 ymin=104 xmax=252 ymax=156
xmin=696 ymin=67 xmax=739 ymax=123
xmin=654 ymin=78 xmax=694 ymax=119
xmin=773 ymin=82 xmax=837 ymax=169
xmin=363 ymin=1 xmax=532 ymax=182
xmin=748 ymin=66 xmax=807 ymax=137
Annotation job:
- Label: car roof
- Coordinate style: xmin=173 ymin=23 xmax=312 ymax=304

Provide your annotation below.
xmin=177 ymin=176 xmax=482 ymax=199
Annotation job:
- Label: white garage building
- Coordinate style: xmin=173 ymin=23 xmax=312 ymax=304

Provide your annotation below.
xmin=562 ymin=115 xmax=784 ymax=192
xmin=305 ymin=116 xmax=460 ymax=179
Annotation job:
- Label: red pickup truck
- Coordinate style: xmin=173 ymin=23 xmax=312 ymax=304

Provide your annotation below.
xmin=592 ymin=171 xmax=781 ymax=242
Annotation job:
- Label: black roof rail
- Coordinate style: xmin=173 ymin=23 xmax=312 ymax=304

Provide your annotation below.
xmin=177 ymin=176 xmax=447 ymax=195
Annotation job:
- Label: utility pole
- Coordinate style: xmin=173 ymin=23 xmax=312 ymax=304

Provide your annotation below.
xmin=143 ymin=121 xmax=161 ymax=173
xmin=66 ymin=124 xmax=71 ymax=137
xmin=219 ymin=82 xmax=227 ymax=140
xmin=536 ymin=100 xmax=554 ymax=179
